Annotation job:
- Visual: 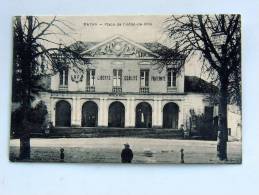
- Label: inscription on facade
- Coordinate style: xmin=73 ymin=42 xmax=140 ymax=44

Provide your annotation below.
xmin=151 ymin=76 xmax=166 ymax=81
xmin=97 ymin=75 xmax=166 ymax=81
xmin=97 ymin=75 xmax=111 ymax=80
xmin=124 ymin=76 xmax=138 ymax=81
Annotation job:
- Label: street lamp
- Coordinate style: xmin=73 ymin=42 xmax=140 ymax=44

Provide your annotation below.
xmin=211 ymin=31 xmax=229 ymax=159
xmin=211 ymin=31 xmax=227 ymax=55
xmin=211 ymin=31 xmax=227 ymax=46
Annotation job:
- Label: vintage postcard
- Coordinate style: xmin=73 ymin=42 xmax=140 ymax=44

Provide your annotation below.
xmin=9 ymin=15 xmax=241 ymax=163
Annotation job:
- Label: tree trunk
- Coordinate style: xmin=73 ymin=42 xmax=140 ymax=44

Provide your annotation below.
xmin=19 ymin=117 xmax=31 ymax=160
xmin=217 ymin=77 xmax=228 ymax=160
xmin=19 ymin=133 xmax=30 ymax=160
xmin=17 ymin=16 xmax=33 ymax=160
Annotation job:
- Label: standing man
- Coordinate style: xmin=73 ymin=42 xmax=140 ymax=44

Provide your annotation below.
xmin=121 ymin=143 xmax=133 ymax=163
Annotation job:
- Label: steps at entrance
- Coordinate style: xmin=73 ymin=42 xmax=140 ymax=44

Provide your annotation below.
xmin=43 ymin=127 xmax=184 ymax=139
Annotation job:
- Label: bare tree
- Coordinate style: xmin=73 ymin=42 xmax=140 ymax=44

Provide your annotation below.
xmin=158 ymin=15 xmax=241 ymax=160
xmin=12 ymin=16 xmax=87 ymax=159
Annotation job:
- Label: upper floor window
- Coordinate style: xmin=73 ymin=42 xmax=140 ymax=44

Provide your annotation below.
xmin=167 ymin=69 xmax=176 ymax=87
xmin=140 ymin=69 xmax=149 ymax=87
xmin=86 ymin=69 xmax=95 ymax=86
xmin=59 ymin=68 xmax=68 ymax=86
xmin=113 ymin=69 xmax=122 ymax=87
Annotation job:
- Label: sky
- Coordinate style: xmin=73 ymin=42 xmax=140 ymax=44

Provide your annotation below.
xmin=37 ymin=15 xmax=203 ymax=78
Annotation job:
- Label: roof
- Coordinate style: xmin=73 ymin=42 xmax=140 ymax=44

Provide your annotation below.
xmin=69 ymin=35 xmax=183 ymax=58
xmin=184 ymin=76 xmax=218 ymax=94
xmin=140 ymin=42 xmax=171 ymax=53
xmin=69 ymin=41 xmax=98 ymax=53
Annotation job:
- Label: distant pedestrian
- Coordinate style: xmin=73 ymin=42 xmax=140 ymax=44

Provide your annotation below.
xmin=180 ymin=124 xmax=185 ymax=137
xmin=180 ymin=148 xmax=184 ymax=163
xmin=121 ymin=143 xmax=133 ymax=163
xmin=44 ymin=122 xmax=53 ymax=137
xmin=60 ymin=148 xmax=65 ymax=162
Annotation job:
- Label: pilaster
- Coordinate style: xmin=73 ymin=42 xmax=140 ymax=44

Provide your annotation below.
xmin=157 ymin=98 xmax=163 ymax=127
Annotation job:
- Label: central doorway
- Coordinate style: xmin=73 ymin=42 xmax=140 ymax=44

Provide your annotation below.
xmin=135 ymin=102 xmax=152 ymax=128
xmin=81 ymin=101 xmax=98 ymax=127
xmin=108 ymin=101 xmax=125 ymax=127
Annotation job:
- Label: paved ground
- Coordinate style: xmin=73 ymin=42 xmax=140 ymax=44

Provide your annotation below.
xmin=9 ymin=137 xmax=242 ymax=164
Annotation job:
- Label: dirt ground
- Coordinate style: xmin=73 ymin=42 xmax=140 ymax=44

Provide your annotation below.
xmin=9 ymin=137 xmax=242 ymax=164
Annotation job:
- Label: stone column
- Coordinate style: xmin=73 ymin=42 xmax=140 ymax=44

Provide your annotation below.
xmin=103 ymin=98 xmax=108 ymax=127
xmin=51 ymin=98 xmax=56 ymax=126
xmin=129 ymin=97 xmax=136 ymax=127
xmin=153 ymin=98 xmax=158 ymax=127
xmin=178 ymin=101 xmax=184 ymax=129
xmin=98 ymin=98 xmax=104 ymax=126
xmin=156 ymin=98 xmax=163 ymax=128
xmin=125 ymin=98 xmax=130 ymax=127
xmin=71 ymin=97 xmax=77 ymax=126
xmin=74 ymin=97 xmax=81 ymax=126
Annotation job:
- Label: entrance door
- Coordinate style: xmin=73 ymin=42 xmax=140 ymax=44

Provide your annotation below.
xmin=163 ymin=102 xmax=179 ymax=128
xmin=81 ymin=101 xmax=98 ymax=127
xmin=135 ymin=102 xmax=152 ymax=128
xmin=55 ymin=100 xmax=71 ymax=127
xmin=108 ymin=101 xmax=125 ymax=127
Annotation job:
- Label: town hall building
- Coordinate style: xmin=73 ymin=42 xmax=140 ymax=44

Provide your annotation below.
xmin=41 ymin=35 xmax=216 ymax=133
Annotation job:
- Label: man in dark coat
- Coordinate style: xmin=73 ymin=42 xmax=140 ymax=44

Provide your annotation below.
xmin=121 ymin=143 xmax=133 ymax=163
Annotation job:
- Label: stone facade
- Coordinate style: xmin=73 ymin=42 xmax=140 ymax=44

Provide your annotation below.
xmin=42 ymin=35 xmax=212 ymax=129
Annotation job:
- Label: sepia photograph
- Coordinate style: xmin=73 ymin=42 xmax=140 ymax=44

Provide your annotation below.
xmin=9 ymin=15 xmax=241 ymax=164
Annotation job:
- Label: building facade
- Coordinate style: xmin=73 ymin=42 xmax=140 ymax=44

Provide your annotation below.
xmin=41 ymin=35 xmax=213 ymax=130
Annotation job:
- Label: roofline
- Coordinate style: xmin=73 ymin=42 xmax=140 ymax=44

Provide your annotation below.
xmin=82 ymin=57 xmax=156 ymax=60
xmin=81 ymin=56 xmax=186 ymax=61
